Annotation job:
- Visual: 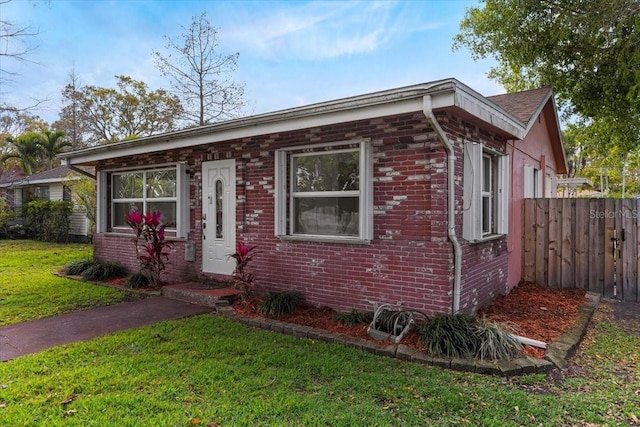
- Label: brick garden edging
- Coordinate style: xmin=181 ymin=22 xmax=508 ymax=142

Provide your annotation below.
xmin=215 ymin=292 xmax=600 ymax=376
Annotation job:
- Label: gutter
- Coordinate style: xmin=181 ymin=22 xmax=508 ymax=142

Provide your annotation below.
xmin=63 ymin=161 xmax=96 ymax=180
xmin=422 ymin=95 xmax=463 ymax=313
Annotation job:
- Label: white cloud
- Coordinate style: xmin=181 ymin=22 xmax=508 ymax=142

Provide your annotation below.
xmin=223 ymin=1 xmax=442 ymax=61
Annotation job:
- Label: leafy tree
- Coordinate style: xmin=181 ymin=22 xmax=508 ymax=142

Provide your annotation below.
xmin=454 ymin=0 xmax=640 ymax=155
xmin=54 ymin=69 xmax=88 ymax=149
xmin=75 ymin=75 xmax=183 ymax=145
xmin=153 ymin=12 xmax=245 ymax=126
xmin=565 ymin=121 xmax=640 ymax=197
xmin=37 ymin=130 xmax=70 ymax=169
xmin=1 ymin=132 xmax=43 ymax=175
xmin=0 ymin=109 xmax=47 ymax=166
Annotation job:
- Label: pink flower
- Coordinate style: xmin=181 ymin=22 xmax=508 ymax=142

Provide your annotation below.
xmin=125 ymin=210 xmax=143 ymax=226
xmin=144 ymin=211 xmax=162 ymax=227
xmin=236 ymin=242 xmax=251 ymax=257
xmin=158 ymin=227 xmax=165 ymax=241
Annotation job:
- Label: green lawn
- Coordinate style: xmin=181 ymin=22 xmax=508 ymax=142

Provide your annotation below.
xmin=0 ymin=240 xmax=128 ymax=326
xmin=0 ymin=241 xmax=638 ymax=426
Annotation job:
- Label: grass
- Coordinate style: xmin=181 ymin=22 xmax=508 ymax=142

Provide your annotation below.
xmin=0 ymin=313 xmax=637 ymax=425
xmin=0 ymin=240 xmax=129 ymax=326
xmin=0 ymin=241 xmax=638 ymax=425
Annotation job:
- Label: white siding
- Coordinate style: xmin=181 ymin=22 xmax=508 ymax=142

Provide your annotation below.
xmin=49 ymin=183 xmax=64 ymax=201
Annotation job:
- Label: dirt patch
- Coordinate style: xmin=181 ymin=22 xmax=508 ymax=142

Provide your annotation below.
xmin=233 ymin=282 xmax=588 ymax=359
xmin=606 ymin=300 xmax=640 ymax=336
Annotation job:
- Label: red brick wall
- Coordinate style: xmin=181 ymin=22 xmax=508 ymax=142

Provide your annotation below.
xmin=440 ymin=115 xmax=510 ymax=312
xmin=94 ymin=111 xmax=509 ymax=315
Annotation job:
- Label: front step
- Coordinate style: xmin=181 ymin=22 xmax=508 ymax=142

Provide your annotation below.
xmin=162 ymin=282 xmax=243 ymax=308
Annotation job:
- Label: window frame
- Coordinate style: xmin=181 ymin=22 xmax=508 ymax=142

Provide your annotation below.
xmin=111 ymin=167 xmax=177 ymax=230
xmin=275 ymin=139 xmax=373 ymax=243
xmin=97 ymin=163 xmax=189 ymax=238
xmin=524 ymin=164 xmax=543 ymax=198
xmin=463 ymin=142 xmax=509 ymax=242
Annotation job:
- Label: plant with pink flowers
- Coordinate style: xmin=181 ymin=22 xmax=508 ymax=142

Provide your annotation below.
xmin=125 ymin=210 xmax=174 ymax=287
xmin=230 ymin=242 xmax=257 ymax=299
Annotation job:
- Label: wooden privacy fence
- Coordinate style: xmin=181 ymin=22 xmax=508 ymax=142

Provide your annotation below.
xmin=522 ymin=198 xmax=640 ymax=302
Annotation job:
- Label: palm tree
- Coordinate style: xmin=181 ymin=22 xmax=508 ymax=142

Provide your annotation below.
xmin=37 ymin=130 xmax=71 ymax=169
xmin=1 ymin=132 xmax=44 ymax=175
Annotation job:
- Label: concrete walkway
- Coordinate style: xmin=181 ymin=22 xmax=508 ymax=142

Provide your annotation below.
xmin=0 ymin=297 xmax=213 ymax=362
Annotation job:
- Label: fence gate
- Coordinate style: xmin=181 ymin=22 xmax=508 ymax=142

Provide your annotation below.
xmin=522 ymin=198 xmax=640 ymax=302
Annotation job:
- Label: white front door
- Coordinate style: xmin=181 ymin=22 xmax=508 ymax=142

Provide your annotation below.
xmin=202 ymin=159 xmax=236 ymax=275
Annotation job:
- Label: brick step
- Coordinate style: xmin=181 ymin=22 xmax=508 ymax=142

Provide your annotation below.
xmin=161 ymin=283 xmax=243 ymax=308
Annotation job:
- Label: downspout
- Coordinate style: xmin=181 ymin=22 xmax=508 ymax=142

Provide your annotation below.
xmin=422 ymin=95 xmax=463 ymax=313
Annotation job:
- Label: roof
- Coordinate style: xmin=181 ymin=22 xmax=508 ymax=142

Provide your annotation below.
xmin=488 ymin=86 xmax=568 ymax=174
xmin=0 ymin=166 xmax=25 ymax=185
xmin=0 ymin=165 xmax=87 ymax=188
xmin=60 ymin=78 xmax=530 ymax=166
xmin=557 ymin=177 xmax=593 ymax=188
xmin=487 ymin=87 xmax=552 ymax=124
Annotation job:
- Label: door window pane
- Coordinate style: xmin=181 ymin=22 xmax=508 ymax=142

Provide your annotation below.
xmin=215 ymin=179 xmax=223 ymax=239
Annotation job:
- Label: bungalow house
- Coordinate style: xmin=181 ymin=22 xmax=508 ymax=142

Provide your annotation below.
xmin=59 ymin=78 xmax=566 ymax=315
xmin=0 ymin=165 xmax=93 ymax=241
xmin=0 ymin=166 xmax=25 ymax=209
xmin=486 ymin=87 xmax=568 ymax=290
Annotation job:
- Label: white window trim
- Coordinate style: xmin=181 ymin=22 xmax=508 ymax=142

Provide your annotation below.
xmin=463 ymin=142 xmax=509 ymax=242
xmin=275 ymin=139 xmax=373 ymax=242
xmin=524 ymin=164 xmax=543 ymax=199
xmin=99 ymin=163 xmax=189 ymax=238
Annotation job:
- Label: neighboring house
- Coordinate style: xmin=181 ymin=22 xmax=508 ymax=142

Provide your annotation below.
xmin=0 ymin=166 xmax=25 ymax=209
xmin=487 ymin=87 xmax=568 ymax=290
xmin=59 ymin=78 xmax=565 ymax=315
xmin=557 ymin=177 xmax=593 ymax=198
xmin=0 ymin=165 xmax=92 ymax=242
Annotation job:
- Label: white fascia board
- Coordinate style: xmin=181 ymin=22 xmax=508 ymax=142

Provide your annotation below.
xmin=5 ymin=176 xmax=80 ymax=187
xmin=452 ymin=86 xmax=526 ymax=139
xmin=61 ymin=97 xmax=425 ymax=165
xmin=522 ymin=91 xmax=552 ymax=135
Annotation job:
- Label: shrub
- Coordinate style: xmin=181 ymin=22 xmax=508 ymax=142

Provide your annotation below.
xmin=0 ymin=197 xmax=14 ymax=238
xmin=257 ymin=291 xmax=304 ymax=316
xmin=473 ymin=320 xmax=523 ymax=361
xmin=230 ymin=242 xmax=257 ymax=300
xmin=126 ymin=272 xmax=150 ymax=289
xmin=64 ymin=260 xmax=96 ymax=276
xmin=333 ymin=309 xmax=374 ymax=327
xmin=22 ymin=199 xmax=72 ymax=243
xmin=417 ymin=313 xmax=523 ymax=360
xmin=81 ymin=262 xmax=128 ymax=281
xmin=125 ymin=210 xmax=174 ymax=287
xmin=417 ymin=313 xmax=478 ymax=358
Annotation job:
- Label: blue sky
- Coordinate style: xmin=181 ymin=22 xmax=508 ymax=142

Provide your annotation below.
xmin=1 ymin=0 xmax=500 ymax=125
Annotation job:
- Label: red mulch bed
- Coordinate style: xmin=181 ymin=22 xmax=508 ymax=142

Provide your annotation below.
xmin=232 ymin=282 xmax=588 ymax=359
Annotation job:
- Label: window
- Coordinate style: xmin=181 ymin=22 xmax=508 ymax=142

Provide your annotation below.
xmin=23 ymin=185 xmax=50 ymax=203
xmin=275 ymin=140 xmax=373 ymax=241
xmin=463 ymin=142 xmax=509 ymax=241
xmin=63 ymin=185 xmax=72 ymax=202
xmin=112 ymin=169 xmax=177 ymax=228
xmin=98 ymin=163 xmax=189 ymax=238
